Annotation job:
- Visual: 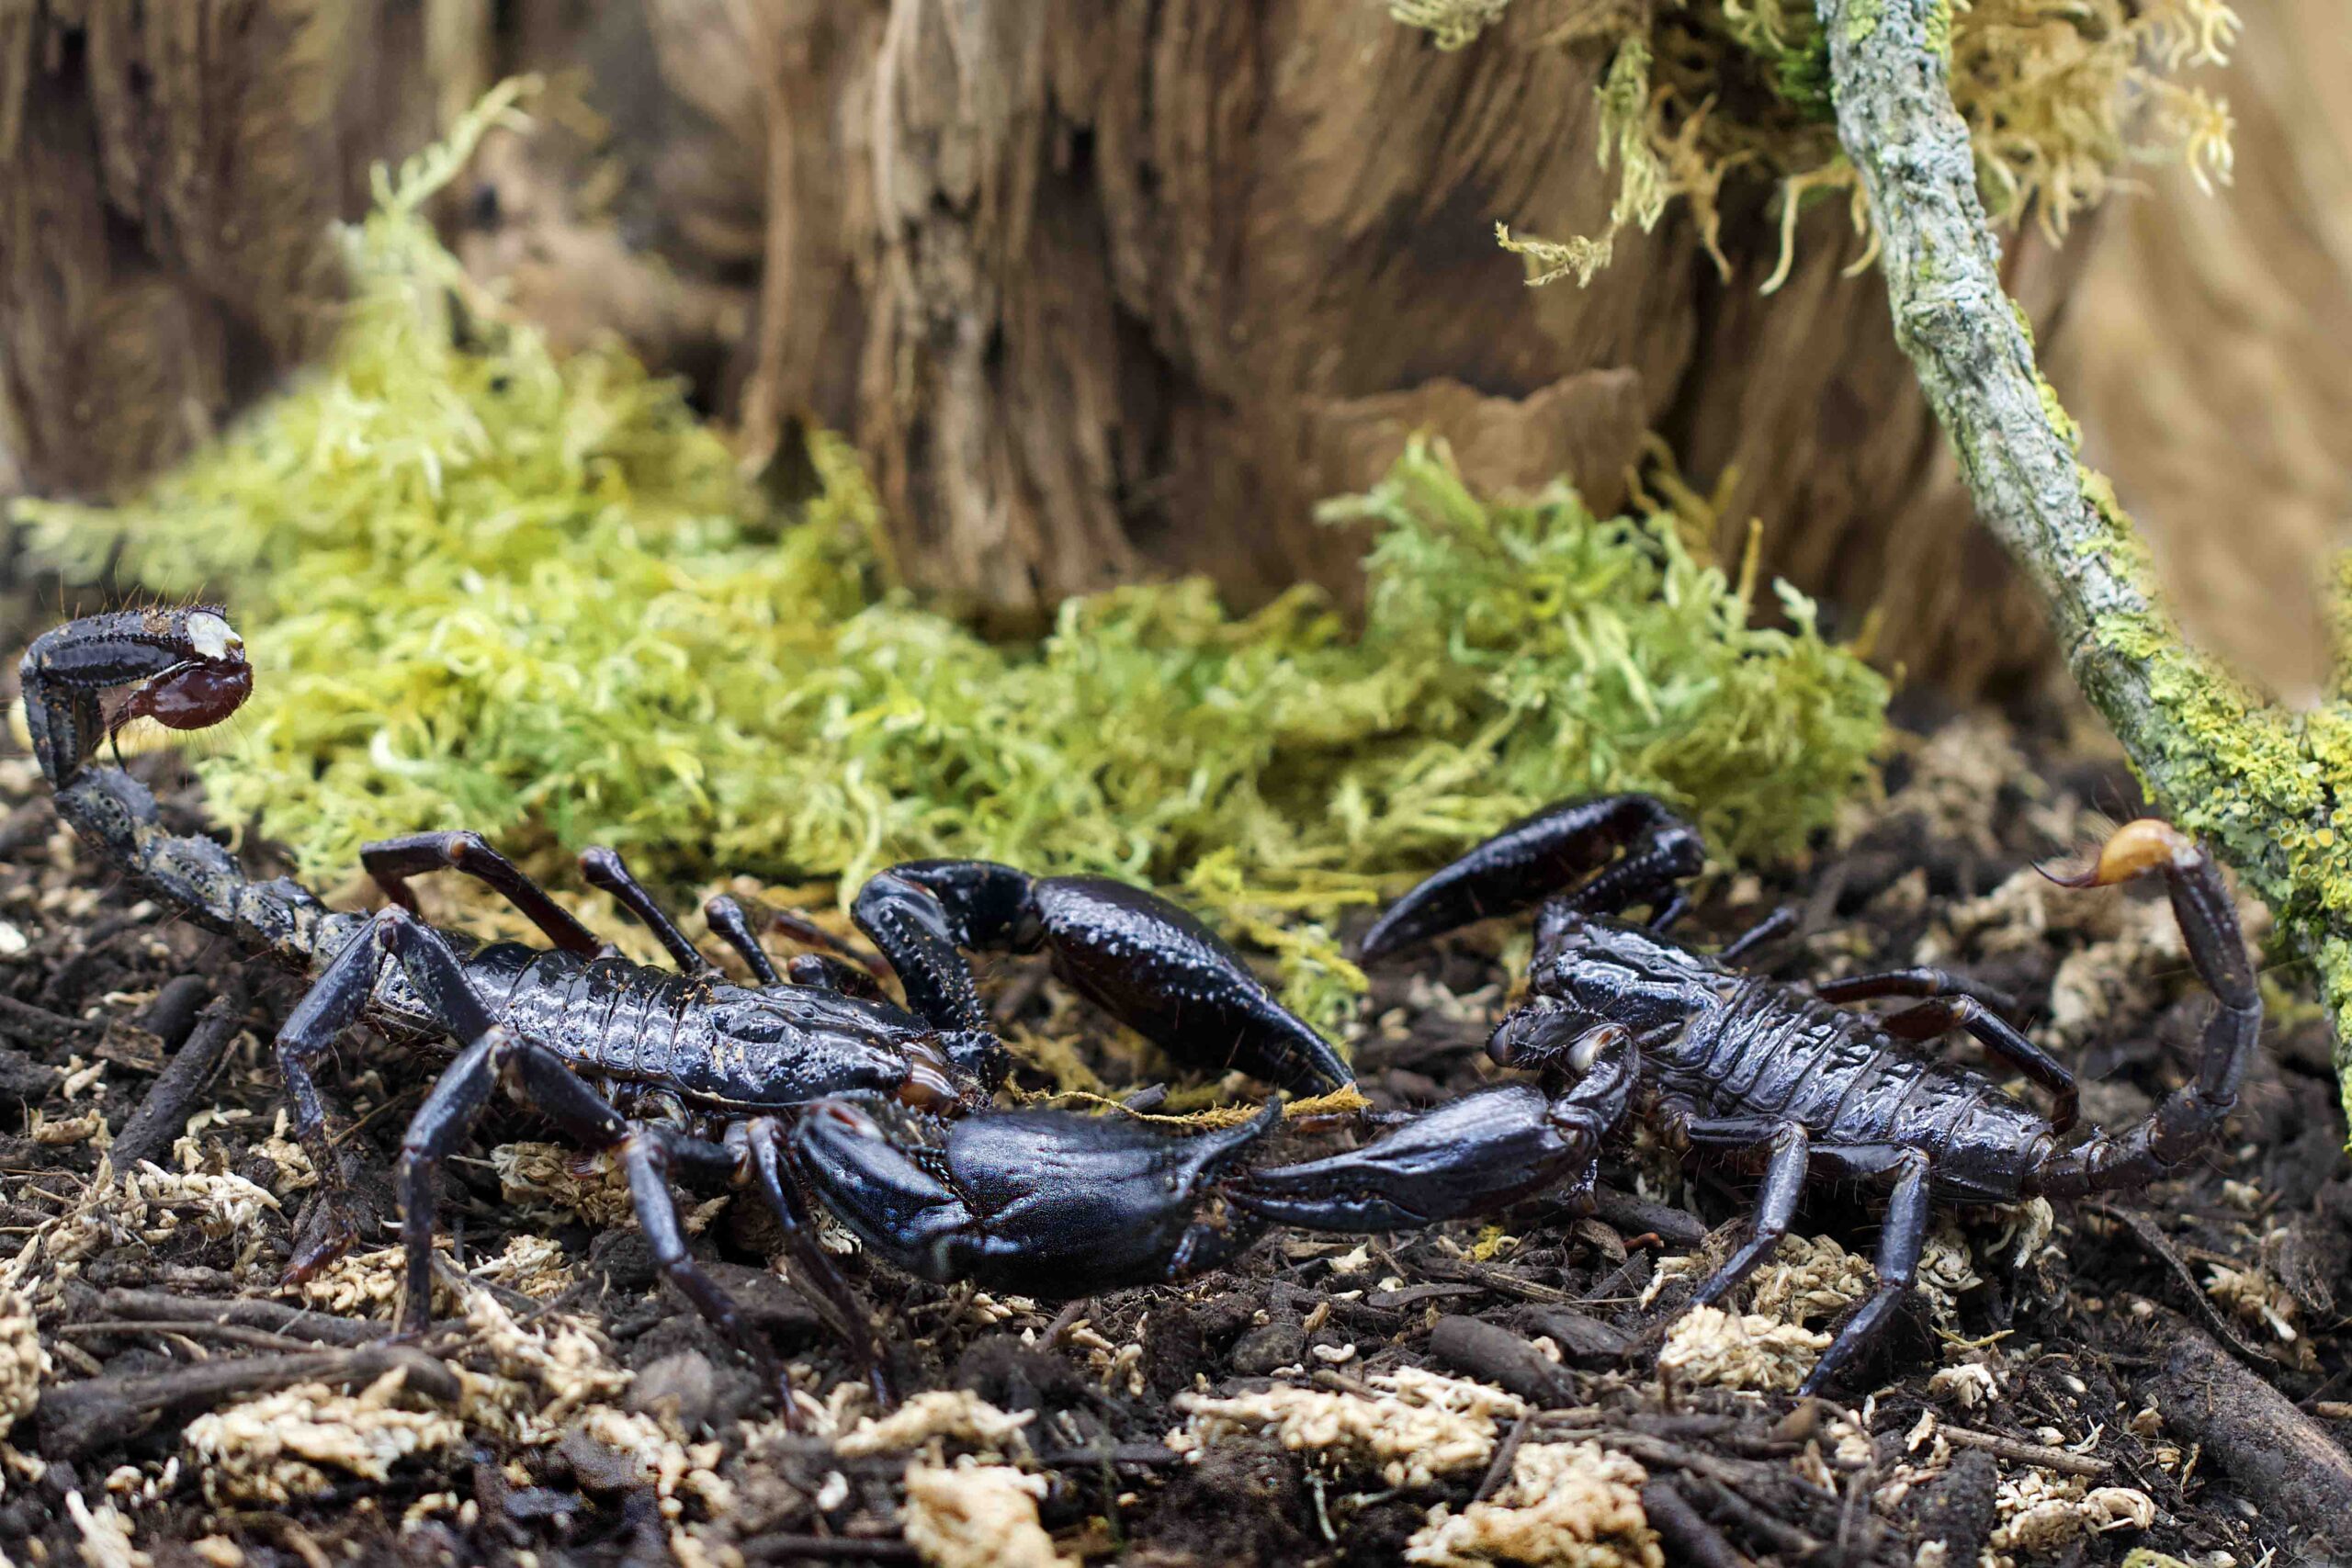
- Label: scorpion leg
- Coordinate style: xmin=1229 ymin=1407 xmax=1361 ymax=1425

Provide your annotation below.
xmin=579 ymin=846 xmax=716 ymax=976
xmin=1674 ymin=1119 xmax=1810 ymax=1308
xmin=1813 ymin=968 xmax=2073 ymax=1130
xmin=1716 ymin=905 xmax=1800 ymax=964
xmin=361 ymin=908 xmax=778 ymax=1375
xmin=2030 ymin=820 xmax=2261 ymax=1199
xmin=704 ymin=895 xmax=786 ymax=985
xmin=275 ymin=919 xmax=412 ymax=1280
xmin=1813 ymin=965 xmax=2022 ymax=1020
xmin=1798 ymin=1149 xmax=1932 ymax=1396
xmin=1883 ymin=998 xmax=2076 ymax=1134
xmin=738 ymin=1118 xmax=895 ymax=1407
xmin=362 ymin=831 xmax=601 ymax=958
xmin=1358 ymin=795 xmax=1704 ymax=964
xmin=706 ymin=892 xmax=890 ymax=994
xmin=856 ymin=862 xmax=1349 ymax=1093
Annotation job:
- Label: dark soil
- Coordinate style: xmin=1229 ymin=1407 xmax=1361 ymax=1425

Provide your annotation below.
xmin=0 ymin=695 xmax=2347 ymax=1568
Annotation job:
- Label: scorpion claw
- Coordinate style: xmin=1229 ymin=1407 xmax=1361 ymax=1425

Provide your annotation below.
xmin=1233 ymin=1076 xmax=1623 ymax=1233
xmin=790 ymin=1097 xmax=1282 ymax=1296
xmin=1357 ymin=795 xmax=1702 ymax=964
xmin=858 ymin=862 xmax=1351 ymax=1094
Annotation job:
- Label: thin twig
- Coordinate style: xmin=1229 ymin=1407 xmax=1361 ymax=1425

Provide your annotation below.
xmin=59 ymin=1319 xmax=325 ymax=1354
xmin=2081 ymin=1201 xmax=2278 ymax=1368
xmin=1938 ymin=1425 xmax=2110 ymax=1477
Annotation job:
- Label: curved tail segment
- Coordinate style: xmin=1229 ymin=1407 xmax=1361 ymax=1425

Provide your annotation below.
xmin=2029 ymin=819 xmax=2264 ymax=1198
xmin=21 ymin=609 xmax=332 ymax=970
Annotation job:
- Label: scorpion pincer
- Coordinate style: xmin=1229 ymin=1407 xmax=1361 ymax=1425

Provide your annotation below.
xmin=1235 ymin=795 xmax=2263 ymax=1394
xmin=20 ymin=608 xmax=1348 ymax=1398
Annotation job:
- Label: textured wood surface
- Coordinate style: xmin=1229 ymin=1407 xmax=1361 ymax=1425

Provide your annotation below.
xmin=1 ymin=0 xmax=2337 ymax=696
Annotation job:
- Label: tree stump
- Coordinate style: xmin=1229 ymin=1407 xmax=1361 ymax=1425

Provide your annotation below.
xmin=6 ymin=0 xmax=2331 ymax=698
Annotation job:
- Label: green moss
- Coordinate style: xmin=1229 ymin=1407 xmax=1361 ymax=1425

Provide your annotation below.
xmin=1468 ymin=0 xmax=2239 ymax=293
xmin=17 ymin=113 xmax=1888 ymax=1035
xmin=1385 ymin=0 xmax=1512 ymax=50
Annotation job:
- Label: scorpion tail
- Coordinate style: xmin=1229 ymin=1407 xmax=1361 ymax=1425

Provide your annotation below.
xmin=2029 ymin=819 xmax=2262 ymax=1199
xmin=21 ymin=609 xmax=333 ymax=969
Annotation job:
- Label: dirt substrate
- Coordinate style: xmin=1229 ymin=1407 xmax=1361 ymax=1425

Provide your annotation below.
xmin=0 ymin=707 xmax=2346 ymax=1568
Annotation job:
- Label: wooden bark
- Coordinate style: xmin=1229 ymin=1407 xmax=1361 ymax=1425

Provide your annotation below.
xmin=2051 ymin=0 xmax=2352 ymax=698
xmin=0 ymin=1 xmax=447 ymax=496
xmin=732 ymin=0 xmax=2076 ymax=680
xmin=3 ymin=0 xmax=2338 ymax=699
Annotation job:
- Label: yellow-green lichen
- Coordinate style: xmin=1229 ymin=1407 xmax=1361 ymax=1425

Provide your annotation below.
xmin=17 ymin=97 xmax=1889 ymax=1037
xmin=1923 ymin=0 xmax=1953 ymax=62
xmin=2035 ymin=378 xmax=2081 ymax=454
xmin=2077 ymin=595 xmax=2352 ymax=1108
xmin=1450 ymin=0 xmax=2242 ymax=293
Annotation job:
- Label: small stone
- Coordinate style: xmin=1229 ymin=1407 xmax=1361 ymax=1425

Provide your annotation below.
xmin=1229 ymin=1318 xmax=1307 ymax=1377
xmin=625 ymin=1350 xmax=718 ymax=1433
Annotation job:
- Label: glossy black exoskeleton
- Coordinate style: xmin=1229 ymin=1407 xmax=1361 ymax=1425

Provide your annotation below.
xmin=792 ymin=1097 xmax=1281 ymax=1294
xmin=1231 ymin=795 xmax=2261 ymax=1396
xmin=21 ymin=609 xmax=1353 ymax=1405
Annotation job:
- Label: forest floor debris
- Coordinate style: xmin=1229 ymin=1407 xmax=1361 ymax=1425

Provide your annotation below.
xmin=0 ymin=709 xmax=2339 ymax=1565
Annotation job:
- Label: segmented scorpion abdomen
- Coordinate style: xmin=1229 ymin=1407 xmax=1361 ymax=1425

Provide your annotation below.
xmin=1652 ymin=984 xmax=2056 ymax=1201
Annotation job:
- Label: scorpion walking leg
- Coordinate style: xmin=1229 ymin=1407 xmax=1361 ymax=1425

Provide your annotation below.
xmin=1813 ymin=968 xmax=2073 ymax=1130
xmin=579 ymin=846 xmax=716 ymax=975
xmin=364 ymin=908 xmax=775 ymax=1371
xmin=739 ymin=1118 xmax=894 ymax=1406
xmin=1678 ymin=1119 xmax=1811 ymax=1309
xmin=704 ymin=896 xmax=786 ymax=985
xmin=1716 ymin=906 xmax=1801 ymax=964
xmin=1800 ymin=1150 xmax=1932 ymax=1396
xmin=363 ymin=831 xmax=601 ymax=958
xmin=706 ymin=893 xmax=889 ymax=995
xmin=1813 ymin=966 xmax=2019 ymax=1016
xmin=1358 ymin=795 xmax=1704 ymax=964
xmin=2030 ymin=821 xmax=2261 ymax=1198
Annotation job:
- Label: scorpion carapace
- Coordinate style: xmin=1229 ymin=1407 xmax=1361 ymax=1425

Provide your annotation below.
xmin=21 ymin=607 xmax=2265 ymax=1405
xmin=1239 ymin=795 xmax=2262 ymax=1393
xmin=20 ymin=608 xmax=1353 ymax=1403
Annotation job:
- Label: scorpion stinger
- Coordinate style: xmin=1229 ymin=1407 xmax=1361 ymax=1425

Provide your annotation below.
xmin=23 ymin=607 xmax=340 ymax=970
xmin=853 ymin=860 xmax=1352 ymax=1094
xmin=1296 ymin=795 xmax=2261 ymax=1397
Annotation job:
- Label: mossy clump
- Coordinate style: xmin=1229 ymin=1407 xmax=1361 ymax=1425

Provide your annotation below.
xmin=1436 ymin=0 xmax=2239 ymax=290
xmin=19 ymin=92 xmax=1887 ymax=1030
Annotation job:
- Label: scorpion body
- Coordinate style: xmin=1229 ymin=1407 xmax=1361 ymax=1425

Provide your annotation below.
xmin=1243 ymin=797 xmax=2261 ymax=1393
xmin=20 ymin=607 xmax=1344 ymax=1402
xmin=22 ymin=608 xmax=2263 ymax=1401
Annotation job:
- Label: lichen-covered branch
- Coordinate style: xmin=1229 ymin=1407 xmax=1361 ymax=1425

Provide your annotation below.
xmin=1815 ymin=0 xmax=2352 ymax=1092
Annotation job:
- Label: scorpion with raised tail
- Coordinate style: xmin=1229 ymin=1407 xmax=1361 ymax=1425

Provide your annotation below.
xmin=23 ymin=607 xmax=2261 ymax=1400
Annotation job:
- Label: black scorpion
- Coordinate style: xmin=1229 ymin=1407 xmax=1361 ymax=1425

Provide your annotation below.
xmin=23 ymin=609 xmax=2261 ymax=1398
xmin=1235 ymin=795 xmax=2262 ymax=1393
xmin=21 ymin=608 xmax=1345 ymax=1398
